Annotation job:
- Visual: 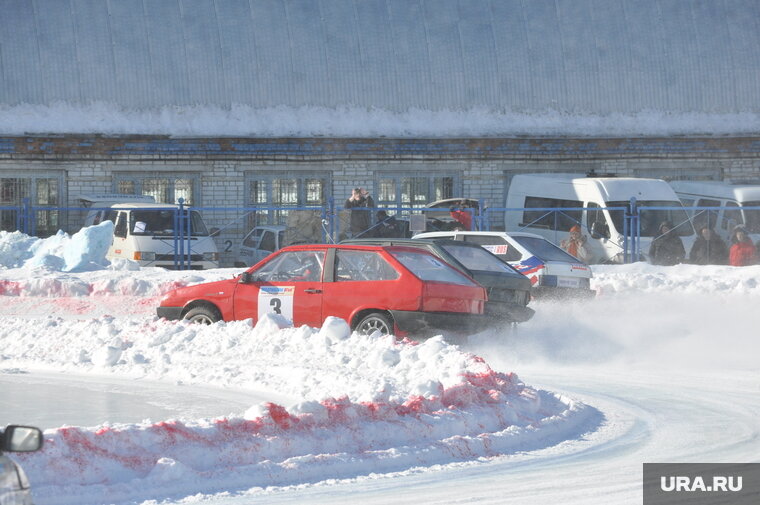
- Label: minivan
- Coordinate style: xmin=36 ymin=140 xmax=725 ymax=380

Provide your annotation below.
xmin=669 ymin=180 xmax=760 ymax=243
xmin=504 ymin=174 xmax=695 ymax=263
xmin=80 ymin=194 xmax=220 ymax=270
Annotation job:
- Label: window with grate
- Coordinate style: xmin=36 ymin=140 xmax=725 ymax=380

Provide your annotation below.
xmin=114 ymin=174 xmax=199 ymax=205
xmin=0 ymin=175 xmax=62 ymax=236
xmin=375 ymin=174 xmax=458 ymax=211
xmin=245 ymin=173 xmax=330 ymax=227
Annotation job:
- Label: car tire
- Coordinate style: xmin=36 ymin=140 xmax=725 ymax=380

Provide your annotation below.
xmin=356 ymin=312 xmax=394 ymax=336
xmin=184 ymin=306 xmax=221 ymax=324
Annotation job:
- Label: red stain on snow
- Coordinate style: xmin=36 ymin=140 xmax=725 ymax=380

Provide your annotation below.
xmin=0 ymin=280 xmax=22 ymax=296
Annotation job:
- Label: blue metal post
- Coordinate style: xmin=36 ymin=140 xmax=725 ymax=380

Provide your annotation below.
xmin=178 ymin=198 xmax=186 ymax=270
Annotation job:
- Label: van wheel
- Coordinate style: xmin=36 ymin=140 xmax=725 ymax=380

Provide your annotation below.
xmin=184 ymin=306 xmax=221 ymax=324
xmin=356 ymin=312 xmax=393 ymax=336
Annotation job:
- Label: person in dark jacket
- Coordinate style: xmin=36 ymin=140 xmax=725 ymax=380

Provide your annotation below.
xmin=345 ymin=187 xmax=375 ymax=237
xmin=688 ymin=226 xmax=728 ymax=265
xmin=649 ymin=220 xmax=685 ymax=266
xmin=729 ymin=225 xmax=757 ymax=266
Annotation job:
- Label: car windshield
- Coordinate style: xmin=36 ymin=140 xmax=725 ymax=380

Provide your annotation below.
xmin=390 ymin=250 xmax=478 ymax=286
xmin=608 ymin=200 xmax=694 ymax=237
xmin=439 ymin=243 xmax=519 ymax=274
xmin=130 ymin=210 xmax=209 ymax=236
xmin=510 ymin=235 xmax=583 ymax=263
xmin=741 ymin=202 xmax=760 ymax=233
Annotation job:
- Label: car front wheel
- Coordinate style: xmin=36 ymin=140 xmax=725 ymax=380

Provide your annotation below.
xmin=184 ymin=306 xmax=221 ymax=324
xmin=356 ymin=312 xmax=393 ymax=336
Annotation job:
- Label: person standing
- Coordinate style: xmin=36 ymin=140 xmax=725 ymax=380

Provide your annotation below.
xmin=649 ymin=220 xmax=685 ymax=266
xmin=728 ymin=226 xmax=757 ymax=266
xmin=688 ymin=226 xmax=729 ymax=265
xmin=449 ymin=200 xmax=473 ymax=230
xmin=560 ymin=225 xmax=590 ymax=262
xmin=345 ymin=187 xmax=375 ymax=237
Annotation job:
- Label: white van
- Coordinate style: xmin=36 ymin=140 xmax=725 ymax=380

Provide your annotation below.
xmin=504 ymin=174 xmax=695 ymax=263
xmin=669 ymin=180 xmax=760 ymax=243
xmin=80 ymin=194 xmax=219 ymax=270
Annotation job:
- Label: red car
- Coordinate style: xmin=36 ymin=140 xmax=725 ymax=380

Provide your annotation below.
xmin=157 ymin=244 xmax=487 ymax=336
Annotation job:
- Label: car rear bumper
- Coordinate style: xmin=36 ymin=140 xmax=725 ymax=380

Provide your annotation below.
xmin=389 ymin=310 xmax=489 ymax=335
xmin=156 ymin=306 xmax=183 ymax=320
xmin=532 ymin=286 xmax=596 ymax=300
xmin=484 ymin=302 xmax=535 ymax=323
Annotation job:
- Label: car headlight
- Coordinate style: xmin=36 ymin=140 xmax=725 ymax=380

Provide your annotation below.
xmin=134 ymin=251 xmax=156 ymax=261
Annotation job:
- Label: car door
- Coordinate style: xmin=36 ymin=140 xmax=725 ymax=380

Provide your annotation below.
xmin=232 ymin=249 xmax=325 ymax=327
xmin=320 ymin=248 xmax=402 ymax=322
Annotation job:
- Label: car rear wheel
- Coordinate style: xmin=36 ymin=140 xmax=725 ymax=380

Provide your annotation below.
xmin=356 ymin=312 xmax=393 ymax=336
xmin=184 ymin=306 xmax=221 ymax=324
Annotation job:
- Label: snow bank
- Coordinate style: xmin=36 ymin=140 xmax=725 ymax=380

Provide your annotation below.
xmin=5 ymin=314 xmax=599 ymax=504
xmin=0 ymin=222 xmax=113 ymax=272
xmin=1 ymin=102 xmax=759 ymax=137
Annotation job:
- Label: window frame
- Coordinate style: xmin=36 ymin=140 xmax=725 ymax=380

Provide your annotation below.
xmin=374 ymin=172 xmax=460 ymax=210
xmin=112 ymin=173 xmax=201 ymax=205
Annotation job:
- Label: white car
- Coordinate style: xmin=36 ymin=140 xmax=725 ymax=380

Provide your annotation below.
xmin=234 ymin=225 xmax=286 ymax=267
xmin=414 ymin=230 xmax=594 ymax=299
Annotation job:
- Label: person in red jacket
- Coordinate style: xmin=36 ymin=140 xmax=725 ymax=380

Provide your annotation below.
xmin=449 ymin=200 xmax=473 ymax=230
xmin=728 ymin=226 xmax=757 ymax=266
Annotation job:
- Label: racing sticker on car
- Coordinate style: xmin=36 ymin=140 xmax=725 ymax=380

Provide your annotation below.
xmin=258 ymin=286 xmax=295 ymax=320
xmin=482 ymin=244 xmax=509 ymax=255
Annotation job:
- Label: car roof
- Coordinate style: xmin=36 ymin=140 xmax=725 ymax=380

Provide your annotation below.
xmin=414 ymin=230 xmax=546 ymax=240
xmin=279 ymin=243 xmax=437 ymax=253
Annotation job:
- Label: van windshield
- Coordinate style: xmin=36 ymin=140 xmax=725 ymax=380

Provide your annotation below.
xmin=608 ymin=200 xmax=694 ymax=237
xmin=130 ymin=210 xmax=209 ymax=236
xmin=741 ymin=202 xmax=760 ymax=233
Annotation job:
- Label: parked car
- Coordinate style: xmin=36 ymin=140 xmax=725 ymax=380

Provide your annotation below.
xmin=157 ymin=244 xmax=488 ymax=337
xmin=342 ymin=238 xmax=534 ymax=323
xmin=414 ymin=231 xmax=595 ymax=299
xmin=1 ymin=425 xmax=43 ymax=505
xmin=234 ymin=225 xmax=286 ymax=267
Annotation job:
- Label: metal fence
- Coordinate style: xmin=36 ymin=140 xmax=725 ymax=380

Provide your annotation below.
xmin=4 ymin=197 xmax=758 ymax=268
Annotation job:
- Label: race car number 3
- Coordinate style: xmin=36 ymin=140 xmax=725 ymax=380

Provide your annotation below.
xmin=258 ymin=286 xmax=295 ymax=321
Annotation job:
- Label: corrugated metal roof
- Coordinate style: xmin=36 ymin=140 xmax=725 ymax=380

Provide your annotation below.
xmin=1 ymin=0 xmax=758 ymax=113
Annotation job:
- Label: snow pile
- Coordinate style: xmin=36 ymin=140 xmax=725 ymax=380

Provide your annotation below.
xmin=1 ymin=102 xmax=759 ymax=137
xmin=0 ymin=222 xmax=113 ymax=272
xmin=6 ymin=315 xmax=598 ymax=504
xmin=592 ymin=262 xmax=760 ymax=295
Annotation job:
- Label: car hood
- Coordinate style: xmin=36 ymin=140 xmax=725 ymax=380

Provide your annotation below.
xmin=161 ymin=277 xmax=239 ymax=304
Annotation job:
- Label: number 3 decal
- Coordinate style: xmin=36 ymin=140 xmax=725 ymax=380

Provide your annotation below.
xmin=269 ymin=297 xmax=282 ymax=314
xmin=258 ymin=286 xmax=294 ymax=321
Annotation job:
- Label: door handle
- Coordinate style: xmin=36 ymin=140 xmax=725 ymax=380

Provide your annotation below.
xmin=304 ymin=288 xmax=322 ymax=294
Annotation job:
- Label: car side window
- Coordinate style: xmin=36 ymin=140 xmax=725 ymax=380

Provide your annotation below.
xmin=253 ymin=250 xmax=324 ymax=282
xmin=462 ymin=235 xmax=522 ymax=261
xmin=260 ymin=231 xmax=276 ymax=252
xmin=243 ymin=228 xmax=263 ymax=248
xmin=334 ymin=250 xmax=399 ymax=282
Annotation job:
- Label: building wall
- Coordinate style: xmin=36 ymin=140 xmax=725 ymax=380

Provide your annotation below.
xmin=1 ymin=135 xmax=759 ymax=266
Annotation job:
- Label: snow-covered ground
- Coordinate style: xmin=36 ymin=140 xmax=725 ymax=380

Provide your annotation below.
xmin=0 ymin=226 xmax=758 ymax=505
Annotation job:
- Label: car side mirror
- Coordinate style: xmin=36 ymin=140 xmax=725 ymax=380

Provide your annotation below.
xmin=590 ymin=221 xmax=610 ymax=240
xmin=2 ymin=425 xmax=43 ymax=452
xmin=210 ymin=227 xmax=221 ymax=237
xmin=239 ymin=272 xmax=253 ymax=284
